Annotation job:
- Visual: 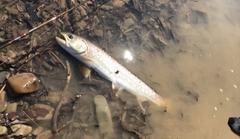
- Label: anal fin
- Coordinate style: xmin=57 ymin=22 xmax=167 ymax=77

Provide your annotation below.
xmin=110 ymin=83 xmax=124 ymax=99
xmin=79 ymin=63 xmax=91 ymax=79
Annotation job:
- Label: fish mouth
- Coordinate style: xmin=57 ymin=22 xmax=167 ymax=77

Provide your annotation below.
xmin=55 ymin=32 xmax=68 ymax=46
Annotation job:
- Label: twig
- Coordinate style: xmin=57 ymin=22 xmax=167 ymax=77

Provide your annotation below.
xmin=0 ymin=0 xmax=90 ymax=49
xmin=0 ymin=0 xmax=19 ymax=10
xmin=0 ymin=84 xmax=6 ymax=94
xmin=48 ymin=51 xmax=66 ymax=69
xmin=121 ymin=110 xmax=146 ymax=139
xmin=52 ymin=60 xmax=71 ymax=134
xmin=56 ymin=95 xmax=81 ymax=135
xmin=21 ymin=110 xmax=36 ymax=125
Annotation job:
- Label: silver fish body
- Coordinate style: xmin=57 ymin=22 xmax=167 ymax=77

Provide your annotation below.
xmin=56 ymin=32 xmax=165 ymax=107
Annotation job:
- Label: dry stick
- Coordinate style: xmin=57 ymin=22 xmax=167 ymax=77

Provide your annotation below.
xmin=48 ymin=51 xmax=66 ymax=69
xmin=0 ymin=84 xmax=6 ymax=94
xmin=52 ymin=60 xmax=71 ymax=134
xmin=57 ymin=94 xmax=81 ymax=135
xmin=21 ymin=110 xmax=37 ymax=125
xmin=0 ymin=0 xmax=90 ymax=50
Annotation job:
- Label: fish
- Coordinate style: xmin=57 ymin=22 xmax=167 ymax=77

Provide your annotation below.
xmin=55 ymin=32 xmax=166 ymax=109
xmin=228 ymin=117 xmax=240 ymax=137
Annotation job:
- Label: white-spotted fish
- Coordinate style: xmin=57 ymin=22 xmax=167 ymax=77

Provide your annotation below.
xmin=56 ymin=32 xmax=166 ymax=109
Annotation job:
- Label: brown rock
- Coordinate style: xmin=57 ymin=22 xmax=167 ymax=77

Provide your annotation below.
xmin=7 ymin=73 xmax=39 ymax=97
xmin=32 ymin=104 xmax=54 ymax=121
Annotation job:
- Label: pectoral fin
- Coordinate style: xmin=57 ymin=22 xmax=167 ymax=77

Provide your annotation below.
xmin=110 ymin=83 xmax=124 ymax=99
xmin=82 ymin=55 xmax=95 ymax=64
xmin=79 ymin=63 xmax=91 ymax=78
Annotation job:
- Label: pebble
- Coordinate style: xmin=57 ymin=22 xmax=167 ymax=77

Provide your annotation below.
xmin=10 ymin=124 xmax=32 ymax=137
xmin=7 ymin=73 xmax=39 ymax=97
xmin=36 ymin=130 xmax=53 ymax=139
xmin=0 ymin=71 xmax=9 ymax=83
xmin=0 ymin=126 xmax=7 ymax=135
xmin=6 ymin=103 xmax=17 ymax=113
xmin=32 ymin=126 xmax=43 ymax=136
xmin=94 ymin=95 xmax=113 ymax=135
xmin=6 ymin=50 xmax=16 ymax=59
xmin=0 ymin=101 xmax=8 ymax=113
xmin=122 ymin=18 xmax=135 ymax=29
xmin=10 ymin=123 xmax=21 ymax=132
xmin=32 ymin=104 xmax=54 ymax=121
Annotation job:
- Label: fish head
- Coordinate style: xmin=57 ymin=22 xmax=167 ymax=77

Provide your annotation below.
xmin=55 ymin=32 xmax=88 ymax=55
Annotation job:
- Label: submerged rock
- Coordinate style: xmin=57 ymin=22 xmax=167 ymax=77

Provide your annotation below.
xmin=7 ymin=73 xmax=39 ymax=97
xmin=6 ymin=103 xmax=17 ymax=113
xmin=6 ymin=50 xmax=16 ymax=59
xmin=10 ymin=123 xmax=21 ymax=132
xmin=32 ymin=104 xmax=54 ymax=121
xmin=94 ymin=95 xmax=113 ymax=136
xmin=0 ymin=126 xmax=7 ymax=135
xmin=10 ymin=124 xmax=32 ymax=137
xmin=0 ymin=101 xmax=7 ymax=113
xmin=32 ymin=126 xmax=43 ymax=136
xmin=36 ymin=130 xmax=53 ymax=139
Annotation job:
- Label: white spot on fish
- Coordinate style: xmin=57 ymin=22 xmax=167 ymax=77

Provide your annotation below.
xmin=214 ymin=107 xmax=217 ymax=111
xmin=226 ymin=97 xmax=229 ymax=101
xmin=231 ymin=69 xmax=234 ymax=73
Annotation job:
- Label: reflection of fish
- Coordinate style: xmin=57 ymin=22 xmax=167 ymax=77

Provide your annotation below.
xmin=228 ymin=117 xmax=240 ymax=136
xmin=56 ymin=32 xmax=166 ymax=109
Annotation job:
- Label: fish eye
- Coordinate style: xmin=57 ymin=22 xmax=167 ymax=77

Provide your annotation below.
xmin=68 ymin=34 xmax=73 ymax=39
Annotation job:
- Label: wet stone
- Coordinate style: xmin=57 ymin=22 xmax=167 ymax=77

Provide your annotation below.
xmin=6 ymin=103 xmax=17 ymax=113
xmin=32 ymin=104 xmax=54 ymax=121
xmin=0 ymin=101 xmax=7 ymax=113
xmin=6 ymin=50 xmax=16 ymax=59
xmin=0 ymin=126 xmax=7 ymax=135
xmin=10 ymin=123 xmax=21 ymax=132
xmin=32 ymin=126 xmax=43 ymax=136
xmin=10 ymin=124 xmax=32 ymax=137
xmin=36 ymin=130 xmax=53 ymax=139
xmin=7 ymin=73 xmax=39 ymax=97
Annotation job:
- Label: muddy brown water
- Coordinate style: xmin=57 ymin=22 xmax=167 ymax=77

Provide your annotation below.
xmin=104 ymin=0 xmax=240 ymax=139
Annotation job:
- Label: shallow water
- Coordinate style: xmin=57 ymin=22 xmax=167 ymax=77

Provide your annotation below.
xmin=124 ymin=0 xmax=240 ymax=138
xmin=1 ymin=0 xmax=239 ymax=138
xmin=37 ymin=0 xmax=240 ymax=138
xmin=62 ymin=0 xmax=240 ymax=138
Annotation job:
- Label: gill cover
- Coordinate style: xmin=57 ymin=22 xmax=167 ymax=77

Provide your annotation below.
xmin=55 ymin=32 xmax=88 ymax=55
